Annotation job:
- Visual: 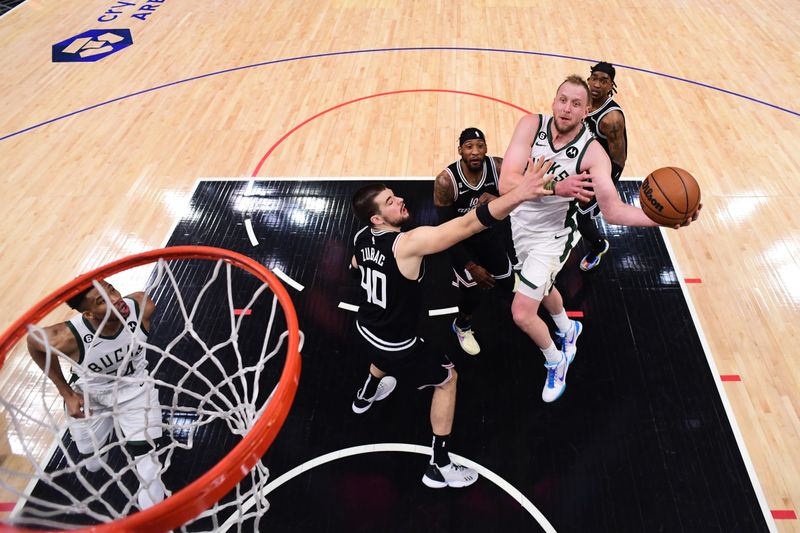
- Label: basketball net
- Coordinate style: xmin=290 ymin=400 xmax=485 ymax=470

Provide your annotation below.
xmin=0 ymin=247 xmax=303 ymax=532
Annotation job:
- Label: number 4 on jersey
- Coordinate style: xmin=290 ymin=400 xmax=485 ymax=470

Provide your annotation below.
xmin=359 ymin=266 xmax=387 ymax=309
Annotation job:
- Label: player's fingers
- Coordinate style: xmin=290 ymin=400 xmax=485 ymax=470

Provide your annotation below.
xmin=542 ymin=173 xmax=555 ymax=195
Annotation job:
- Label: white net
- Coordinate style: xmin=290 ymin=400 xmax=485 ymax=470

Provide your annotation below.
xmin=0 ymin=253 xmax=302 ymax=531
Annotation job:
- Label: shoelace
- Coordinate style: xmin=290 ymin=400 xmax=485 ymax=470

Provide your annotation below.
xmin=546 ymin=365 xmax=557 ymax=387
xmin=557 ymin=324 xmax=576 ymax=343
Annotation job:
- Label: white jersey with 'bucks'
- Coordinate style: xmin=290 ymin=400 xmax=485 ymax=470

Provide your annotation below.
xmin=65 ymin=297 xmax=149 ymax=404
xmin=510 ymin=114 xmax=595 ymax=251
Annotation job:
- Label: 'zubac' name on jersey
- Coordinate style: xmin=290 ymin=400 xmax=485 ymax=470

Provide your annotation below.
xmin=86 ymin=344 xmax=143 ymax=376
xmin=360 ymin=247 xmax=385 ymax=266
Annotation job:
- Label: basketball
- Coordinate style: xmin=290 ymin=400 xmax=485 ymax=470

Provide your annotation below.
xmin=639 ymin=167 xmax=701 ymax=226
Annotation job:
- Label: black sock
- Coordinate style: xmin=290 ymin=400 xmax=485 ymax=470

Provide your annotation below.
xmin=358 ymin=373 xmax=380 ymax=399
xmin=432 ymin=434 xmax=450 ymax=467
xmin=454 ymin=313 xmax=471 ymax=330
xmin=591 ymin=238 xmax=606 ymax=255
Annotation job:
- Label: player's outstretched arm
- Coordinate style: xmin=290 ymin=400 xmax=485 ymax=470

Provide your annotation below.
xmin=399 ymin=157 xmax=553 ymax=262
xmin=585 ymin=142 xmax=658 ymax=227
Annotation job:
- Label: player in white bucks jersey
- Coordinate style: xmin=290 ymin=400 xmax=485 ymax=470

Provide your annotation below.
xmin=578 ymin=61 xmax=629 ymax=271
xmin=433 ymin=127 xmax=515 ymax=356
xmin=349 ymin=158 xmax=555 ymax=488
xmin=26 ymin=280 xmax=166 ymax=510
xmin=500 ymin=75 xmax=699 ymax=404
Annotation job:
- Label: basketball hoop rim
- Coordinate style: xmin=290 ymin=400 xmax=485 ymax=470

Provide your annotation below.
xmin=0 ymin=246 xmax=302 ymax=533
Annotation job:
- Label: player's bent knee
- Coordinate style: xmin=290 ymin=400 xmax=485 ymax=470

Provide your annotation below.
xmin=511 ymin=294 xmax=540 ymax=327
xmin=511 ymin=302 xmax=534 ymax=328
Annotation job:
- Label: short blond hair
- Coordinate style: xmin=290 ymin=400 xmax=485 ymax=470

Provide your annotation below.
xmin=557 ymin=74 xmax=590 ymax=103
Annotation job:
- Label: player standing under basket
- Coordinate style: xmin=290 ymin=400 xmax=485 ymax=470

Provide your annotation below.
xmin=26 ymin=280 xmax=166 ymax=510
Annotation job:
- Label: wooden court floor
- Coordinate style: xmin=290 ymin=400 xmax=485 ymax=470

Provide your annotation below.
xmin=0 ymin=1 xmax=798 ymax=531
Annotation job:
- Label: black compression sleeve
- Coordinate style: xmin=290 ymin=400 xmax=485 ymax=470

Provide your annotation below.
xmin=475 ymin=202 xmax=501 ymax=228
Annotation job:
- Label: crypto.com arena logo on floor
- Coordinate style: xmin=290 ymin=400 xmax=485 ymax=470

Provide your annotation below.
xmin=52 ymin=29 xmax=133 ymax=62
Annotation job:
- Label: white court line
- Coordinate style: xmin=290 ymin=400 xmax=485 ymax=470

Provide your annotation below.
xmin=244 ymin=218 xmax=259 ymax=246
xmin=627 ymin=175 xmax=775 ymax=530
xmin=199 ymin=176 xmax=776 ymax=530
xmin=660 ymin=227 xmax=778 ymax=532
xmin=272 ymin=267 xmax=304 ymax=292
xmin=428 ymin=306 xmax=459 ymax=316
xmin=338 ymin=302 xmax=359 ymax=312
xmin=220 ymin=443 xmax=556 ymax=533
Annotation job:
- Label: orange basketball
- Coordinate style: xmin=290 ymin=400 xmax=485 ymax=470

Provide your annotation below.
xmin=639 ymin=167 xmax=701 ymax=226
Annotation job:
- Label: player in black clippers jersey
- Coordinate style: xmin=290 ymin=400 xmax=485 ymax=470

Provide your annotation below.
xmin=577 ymin=61 xmax=628 ymax=271
xmin=349 ymin=157 xmax=555 ymax=488
xmin=433 ymin=128 xmax=515 ymax=356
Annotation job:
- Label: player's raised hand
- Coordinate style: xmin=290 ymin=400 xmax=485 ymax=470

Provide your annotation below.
xmin=517 ymin=156 xmax=554 ymax=200
xmin=556 ymin=173 xmax=595 ymax=203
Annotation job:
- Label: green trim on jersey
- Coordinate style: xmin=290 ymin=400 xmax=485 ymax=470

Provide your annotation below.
xmin=575 ymin=137 xmax=596 ymax=173
xmin=546 ymin=117 xmax=589 ymax=154
xmin=65 ymin=320 xmax=85 ymax=364
xmin=81 ymin=315 xmax=125 ymax=340
xmin=559 ymin=200 xmax=580 ymax=263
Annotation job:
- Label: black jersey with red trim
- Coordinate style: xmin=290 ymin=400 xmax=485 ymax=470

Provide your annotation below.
xmin=353 ymin=226 xmax=425 ymax=352
xmin=444 ymin=157 xmax=501 ymax=216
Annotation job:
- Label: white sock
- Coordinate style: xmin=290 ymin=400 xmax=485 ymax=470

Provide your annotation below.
xmin=541 ymin=342 xmax=562 ymax=364
xmin=135 ymin=453 xmax=166 ymax=509
xmin=550 ymin=310 xmax=572 ymax=335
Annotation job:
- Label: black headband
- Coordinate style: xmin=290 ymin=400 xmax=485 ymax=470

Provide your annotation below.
xmin=459 ymin=127 xmax=486 ymax=146
xmin=590 ymin=61 xmax=616 ymax=81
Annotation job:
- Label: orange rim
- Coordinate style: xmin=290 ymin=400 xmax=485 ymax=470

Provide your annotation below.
xmin=0 ymin=246 xmax=302 ymax=533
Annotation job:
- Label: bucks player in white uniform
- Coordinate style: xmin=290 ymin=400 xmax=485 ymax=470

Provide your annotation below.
xmin=26 ymin=280 xmax=166 ymax=510
xmin=500 ymin=75 xmax=700 ymax=403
